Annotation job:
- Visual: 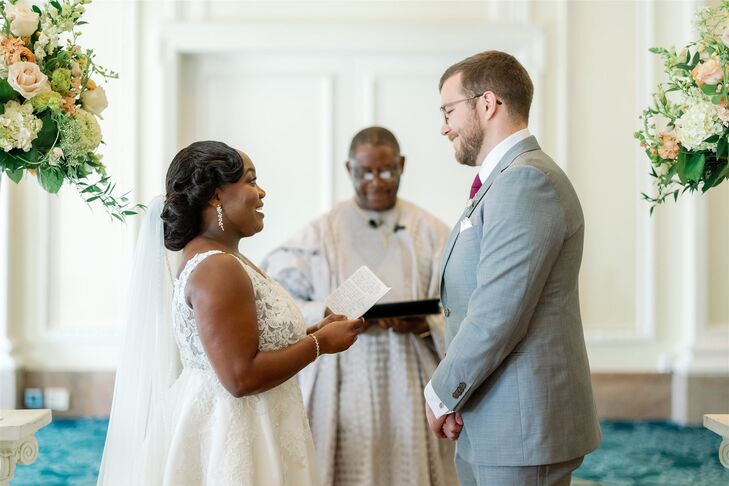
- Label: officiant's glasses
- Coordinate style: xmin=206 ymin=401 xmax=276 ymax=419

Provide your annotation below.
xmin=351 ymin=165 xmax=401 ymax=182
xmin=440 ymin=92 xmax=502 ymax=124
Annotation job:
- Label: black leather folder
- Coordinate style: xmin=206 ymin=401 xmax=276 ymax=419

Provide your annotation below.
xmin=362 ymin=299 xmax=441 ymax=319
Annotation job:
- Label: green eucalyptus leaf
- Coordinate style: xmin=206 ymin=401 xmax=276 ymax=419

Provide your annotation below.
xmin=702 ymin=84 xmax=720 ymax=96
xmin=6 ymin=168 xmax=23 ymax=183
xmin=31 ymin=5 xmax=42 ymax=15
xmin=718 ymin=135 xmax=728 ymax=159
xmin=0 ymin=78 xmax=18 ymax=103
xmin=703 ymin=160 xmax=729 ymax=191
xmin=685 ymin=153 xmax=706 ymax=182
xmin=33 ymin=114 xmax=58 ymax=152
xmin=703 ymin=134 xmax=720 ymax=143
xmin=37 ymin=165 xmax=64 ymax=193
xmin=690 ymin=50 xmax=700 ymax=68
xmin=0 ymin=150 xmax=18 ymax=171
xmin=676 ymin=152 xmax=687 ymax=183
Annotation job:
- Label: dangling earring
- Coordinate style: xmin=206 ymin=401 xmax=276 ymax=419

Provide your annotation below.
xmin=217 ymin=204 xmax=225 ymax=232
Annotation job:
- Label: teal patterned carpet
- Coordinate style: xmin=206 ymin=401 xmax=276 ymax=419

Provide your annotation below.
xmin=10 ymin=419 xmax=728 ymax=485
xmin=574 ymin=421 xmax=727 ymax=485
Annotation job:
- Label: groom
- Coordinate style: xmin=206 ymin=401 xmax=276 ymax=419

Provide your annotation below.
xmin=424 ymin=50 xmax=601 ymax=485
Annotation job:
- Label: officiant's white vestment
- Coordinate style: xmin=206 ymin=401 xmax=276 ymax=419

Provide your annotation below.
xmin=262 ymin=198 xmax=458 ymax=486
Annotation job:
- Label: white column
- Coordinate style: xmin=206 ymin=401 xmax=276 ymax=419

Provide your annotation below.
xmin=0 ymin=177 xmax=16 ymax=410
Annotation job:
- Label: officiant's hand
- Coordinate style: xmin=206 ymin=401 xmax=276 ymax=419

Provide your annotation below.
xmin=368 ymin=317 xmax=399 ymax=331
xmin=390 ymin=316 xmax=429 ymax=334
xmin=313 ymin=315 xmax=365 ymax=354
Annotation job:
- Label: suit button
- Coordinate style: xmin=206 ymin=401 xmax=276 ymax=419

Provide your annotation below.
xmin=444 ymin=308 xmax=450 ymax=317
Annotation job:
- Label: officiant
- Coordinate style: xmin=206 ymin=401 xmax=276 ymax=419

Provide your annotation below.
xmin=261 ymin=126 xmax=457 ymax=486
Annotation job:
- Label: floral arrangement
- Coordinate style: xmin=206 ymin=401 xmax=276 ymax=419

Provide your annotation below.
xmin=635 ymin=0 xmax=729 ymax=212
xmin=0 ymin=0 xmax=141 ymax=221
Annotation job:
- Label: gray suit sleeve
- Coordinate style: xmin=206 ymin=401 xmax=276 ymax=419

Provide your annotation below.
xmin=431 ymin=165 xmax=566 ymax=411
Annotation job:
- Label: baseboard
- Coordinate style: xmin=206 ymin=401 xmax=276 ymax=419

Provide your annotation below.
xmin=13 ymin=370 xmax=729 ymax=424
xmin=590 ymin=373 xmax=672 ymax=420
xmin=17 ymin=370 xmax=114 ymax=418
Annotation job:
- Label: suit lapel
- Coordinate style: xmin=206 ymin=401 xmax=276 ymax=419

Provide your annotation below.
xmin=439 ymin=136 xmax=542 ymax=284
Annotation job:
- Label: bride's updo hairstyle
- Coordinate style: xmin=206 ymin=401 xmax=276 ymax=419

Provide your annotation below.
xmin=162 ymin=141 xmax=244 ymax=251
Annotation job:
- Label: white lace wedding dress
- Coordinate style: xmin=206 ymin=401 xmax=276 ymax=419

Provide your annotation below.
xmin=134 ymin=250 xmax=320 ymax=485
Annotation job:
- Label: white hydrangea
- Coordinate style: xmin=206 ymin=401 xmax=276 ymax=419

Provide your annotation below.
xmin=675 ymin=98 xmax=724 ymax=151
xmin=0 ymin=100 xmax=42 ymax=152
xmin=0 ymin=57 xmax=7 ymax=80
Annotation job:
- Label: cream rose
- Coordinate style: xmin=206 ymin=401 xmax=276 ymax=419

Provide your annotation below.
xmin=5 ymin=3 xmax=39 ymax=38
xmin=692 ymin=58 xmax=724 ymax=85
xmin=7 ymin=61 xmax=48 ymax=99
xmin=80 ymin=85 xmax=108 ymax=118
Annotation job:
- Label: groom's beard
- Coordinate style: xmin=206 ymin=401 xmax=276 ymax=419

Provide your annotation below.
xmin=455 ymin=116 xmax=484 ymax=167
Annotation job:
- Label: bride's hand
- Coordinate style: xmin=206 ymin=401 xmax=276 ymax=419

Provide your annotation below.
xmin=313 ymin=317 xmax=365 ymax=354
xmin=313 ymin=312 xmax=346 ymax=330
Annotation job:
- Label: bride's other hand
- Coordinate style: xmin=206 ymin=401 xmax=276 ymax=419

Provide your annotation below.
xmin=314 ymin=313 xmax=347 ymax=330
xmin=314 ymin=317 xmax=365 ymax=354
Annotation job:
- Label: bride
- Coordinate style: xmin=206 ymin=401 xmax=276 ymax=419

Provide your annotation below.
xmin=97 ymin=141 xmax=364 ymax=485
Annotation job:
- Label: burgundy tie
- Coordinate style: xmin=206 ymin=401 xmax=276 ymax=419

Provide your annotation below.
xmin=469 ymin=174 xmax=482 ymax=199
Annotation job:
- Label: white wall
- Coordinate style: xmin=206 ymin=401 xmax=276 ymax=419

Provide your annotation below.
xmin=2 ymin=0 xmax=727 ymax=378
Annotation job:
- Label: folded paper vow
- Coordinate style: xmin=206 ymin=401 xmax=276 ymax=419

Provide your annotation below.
xmin=325 ymin=266 xmax=390 ymax=319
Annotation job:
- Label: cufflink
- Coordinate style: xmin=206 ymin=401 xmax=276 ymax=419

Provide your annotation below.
xmin=438 ymin=402 xmax=444 ymax=409
xmin=452 ymin=382 xmax=466 ymax=399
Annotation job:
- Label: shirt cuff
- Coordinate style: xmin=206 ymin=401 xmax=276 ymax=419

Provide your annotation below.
xmin=424 ymin=381 xmax=452 ymax=419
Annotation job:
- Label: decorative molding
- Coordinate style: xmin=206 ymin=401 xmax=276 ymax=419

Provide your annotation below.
xmin=13 ymin=1 xmax=140 ymax=371
xmin=555 ymin=2 xmax=569 ymax=173
xmin=319 ymin=76 xmax=335 ymax=212
xmin=160 ymin=22 xmax=542 ymax=55
xmin=185 ymin=0 xmax=209 ymax=21
xmin=361 ymin=75 xmax=376 ymax=126
xmin=0 ymin=178 xmax=13 ymax=409
xmin=488 ymin=1 xmax=530 ymax=24
xmin=634 ymin=0 xmax=657 ymax=343
xmin=587 ymin=0 xmax=656 ymax=345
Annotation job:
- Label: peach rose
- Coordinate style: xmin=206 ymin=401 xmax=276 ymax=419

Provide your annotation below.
xmin=7 ymin=61 xmax=48 ymax=99
xmin=691 ymin=58 xmax=724 ymax=86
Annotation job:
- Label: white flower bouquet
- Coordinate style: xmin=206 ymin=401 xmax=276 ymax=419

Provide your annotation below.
xmin=0 ymin=0 xmax=141 ymax=221
xmin=635 ymin=1 xmax=729 ymax=212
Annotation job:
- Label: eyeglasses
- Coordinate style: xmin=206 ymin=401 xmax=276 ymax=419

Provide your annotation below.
xmin=350 ymin=166 xmax=401 ymax=182
xmin=440 ymin=92 xmax=502 ymax=124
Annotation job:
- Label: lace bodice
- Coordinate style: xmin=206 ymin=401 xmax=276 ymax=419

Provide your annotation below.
xmin=172 ymin=250 xmax=308 ymax=371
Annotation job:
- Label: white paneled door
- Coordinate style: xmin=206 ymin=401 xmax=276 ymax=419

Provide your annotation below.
xmin=171 ymin=23 xmax=544 ymax=263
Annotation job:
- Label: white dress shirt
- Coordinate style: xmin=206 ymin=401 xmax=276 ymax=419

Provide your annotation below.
xmin=424 ymin=127 xmax=532 ymax=418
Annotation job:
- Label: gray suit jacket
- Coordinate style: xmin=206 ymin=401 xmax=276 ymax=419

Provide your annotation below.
xmin=431 ymin=136 xmax=600 ymax=466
